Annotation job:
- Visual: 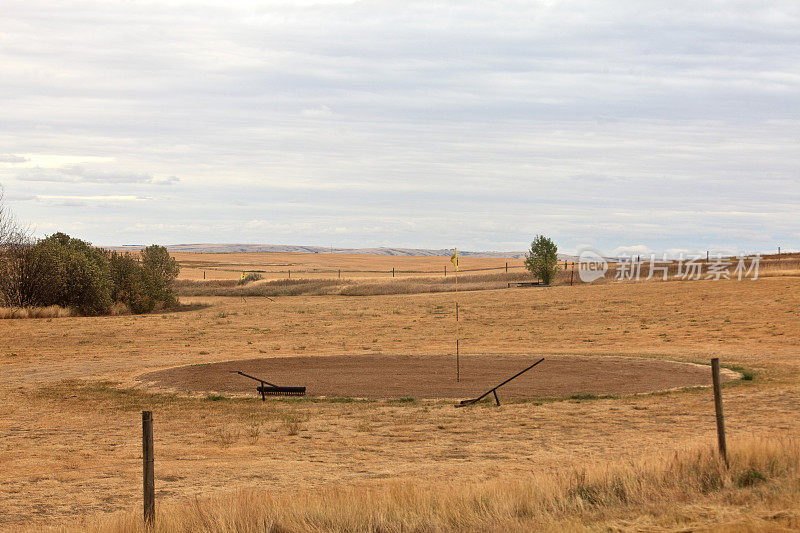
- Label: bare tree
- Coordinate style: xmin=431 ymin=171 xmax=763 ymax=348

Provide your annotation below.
xmin=0 ymin=185 xmax=34 ymax=307
xmin=0 ymin=185 xmax=29 ymax=246
xmin=0 ymin=185 xmax=14 ymax=245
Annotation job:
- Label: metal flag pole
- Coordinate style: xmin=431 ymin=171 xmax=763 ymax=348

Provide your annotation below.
xmin=451 ymin=248 xmax=459 ymax=382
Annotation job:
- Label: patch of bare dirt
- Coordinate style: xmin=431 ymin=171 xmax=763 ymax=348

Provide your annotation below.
xmin=139 ymin=354 xmax=737 ymax=400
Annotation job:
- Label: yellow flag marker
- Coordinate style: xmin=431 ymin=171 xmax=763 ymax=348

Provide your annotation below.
xmin=450 ymin=248 xmax=459 ymax=271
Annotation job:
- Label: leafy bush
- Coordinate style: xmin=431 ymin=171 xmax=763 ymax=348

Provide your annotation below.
xmin=524 ymin=234 xmax=560 ymax=285
xmin=140 ymin=245 xmax=180 ymax=308
xmin=0 ymin=242 xmax=52 ymax=308
xmin=0 ymin=232 xmax=180 ymax=316
xmin=36 ymin=233 xmax=114 ymax=315
xmin=109 ymin=252 xmax=155 ymax=313
xmin=238 ymin=272 xmax=263 ymax=285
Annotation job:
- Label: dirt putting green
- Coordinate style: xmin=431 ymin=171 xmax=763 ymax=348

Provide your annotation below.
xmin=138 ymin=354 xmax=738 ymax=400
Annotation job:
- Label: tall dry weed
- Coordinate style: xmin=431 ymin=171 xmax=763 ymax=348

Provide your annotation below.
xmin=43 ymin=437 xmax=800 ymax=532
xmin=0 ymin=305 xmax=73 ymax=319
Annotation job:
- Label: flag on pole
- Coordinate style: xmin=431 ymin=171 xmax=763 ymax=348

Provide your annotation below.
xmin=450 ymin=249 xmax=459 ymax=271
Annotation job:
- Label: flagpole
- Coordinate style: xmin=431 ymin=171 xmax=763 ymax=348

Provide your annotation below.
xmin=453 ymin=249 xmax=459 ymax=382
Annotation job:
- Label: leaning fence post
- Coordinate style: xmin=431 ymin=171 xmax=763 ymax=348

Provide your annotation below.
xmin=711 ymin=358 xmax=728 ymax=466
xmin=142 ymin=411 xmax=155 ymax=526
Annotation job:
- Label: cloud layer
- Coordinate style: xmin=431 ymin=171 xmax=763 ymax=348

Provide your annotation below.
xmin=1 ymin=1 xmax=798 ymax=254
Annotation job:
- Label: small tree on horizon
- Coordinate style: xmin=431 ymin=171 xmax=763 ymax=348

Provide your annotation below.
xmin=524 ymin=235 xmax=559 ymax=285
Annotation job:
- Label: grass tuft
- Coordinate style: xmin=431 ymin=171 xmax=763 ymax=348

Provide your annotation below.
xmin=725 ymin=364 xmax=756 ymax=381
xmin=205 ymin=394 xmax=228 ymax=402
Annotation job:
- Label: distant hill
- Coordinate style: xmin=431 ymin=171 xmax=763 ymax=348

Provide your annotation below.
xmin=110 ymin=243 xmax=532 ymax=259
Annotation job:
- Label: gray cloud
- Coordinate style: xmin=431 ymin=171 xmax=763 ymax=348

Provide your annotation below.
xmin=0 ymin=0 xmax=798 ymax=253
xmin=16 ymin=165 xmax=176 ymax=185
xmin=0 ymin=154 xmax=28 ymax=163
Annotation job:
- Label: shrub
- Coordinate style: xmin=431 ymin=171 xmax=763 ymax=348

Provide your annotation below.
xmin=0 ymin=232 xmax=180 ymax=316
xmin=109 ymin=252 xmax=155 ymax=313
xmin=0 ymin=242 xmax=52 ymax=308
xmin=140 ymin=245 xmax=180 ymax=308
xmin=34 ymin=233 xmax=114 ymax=315
xmin=524 ymin=234 xmax=560 ymax=285
xmin=109 ymin=246 xmax=180 ymax=313
xmin=238 ymin=272 xmax=263 ymax=285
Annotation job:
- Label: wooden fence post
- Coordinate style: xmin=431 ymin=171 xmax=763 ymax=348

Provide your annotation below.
xmin=142 ymin=411 xmax=155 ymax=526
xmin=392 ymin=267 xmax=395 ymax=277
xmin=711 ymin=359 xmax=728 ymax=466
xmin=505 ymin=262 xmax=508 ymax=273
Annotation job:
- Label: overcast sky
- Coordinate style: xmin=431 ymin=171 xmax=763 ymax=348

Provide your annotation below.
xmin=1 ymin=0 xmax=798 ymax=255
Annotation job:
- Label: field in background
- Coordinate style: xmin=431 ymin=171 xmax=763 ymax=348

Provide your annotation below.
xmin=173 ymin=251 xmax=800 ymax=283
xmin=171 ymin=251 xmax=800 ymax=298
xmin=173 ymin=252 xmax=526 ymax=281
xmin=1 ymin=253 xmax=799 ymax=531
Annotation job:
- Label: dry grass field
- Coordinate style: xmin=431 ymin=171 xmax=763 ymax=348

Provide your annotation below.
xmin=174 ymin=252 xmax=526 ymax=281
xmin=1 ymin=253 xmax=799 ymax=531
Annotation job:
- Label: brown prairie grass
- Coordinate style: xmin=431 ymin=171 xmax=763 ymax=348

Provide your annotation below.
xmin=45 ymin=437 xmax=800 ymax=532
xmin=0 ymin=302 xmax=136 ymax=319
xmin=173 ymin=252 xmax=526 ymax=281
xmin=174 ymin=278 xmax=345 ymax=297
xmin=172 ymin=250 xmax=800 ymax=286
xmin=2 ymin=269 xmax=800 ymax=531
xmin=174 ymin=255 xmax=800 ymax=299
xmin=174 ymin=272 xmax=536 ymax=297
xmin=0 ymin=305 xmax=73 ymax=319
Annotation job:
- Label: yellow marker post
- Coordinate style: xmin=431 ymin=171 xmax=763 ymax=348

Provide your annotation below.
xmin=450 ymin=249 xmax=459 ymax=381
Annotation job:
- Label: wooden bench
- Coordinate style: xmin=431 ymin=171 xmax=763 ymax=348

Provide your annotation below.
xmin=507 ymin=281 xmax=549 ymax=288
